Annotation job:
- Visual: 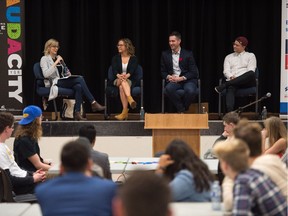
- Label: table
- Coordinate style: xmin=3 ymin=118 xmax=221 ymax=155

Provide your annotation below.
xmin=21 ymin=204 xmax=42 ymax=216
xmin=0 ymin=203 xmax=31 ymax=216
xmin=171 ymin=202 xmax=225 ymax=216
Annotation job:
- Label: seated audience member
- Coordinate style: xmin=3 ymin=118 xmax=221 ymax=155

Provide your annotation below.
xmin=40 ymin=38 xmax=105 ymax=121
xmin=214 ymin=36 xmax=257 ymax=112
xmin=262 ymin=116 xmax=287 ymax=157
xmin=35 ymin=139 xmax=116 ymax=216
xmin=13 ymin=105 xmax=51 ymax=172
xmin=214 ymin=139 xmax=287 ymax=215
xmin=0 ymin=112 xmax=45 ymax=195
xmin=78 ymin=124 xmax=111 ymax=179
xmin=161 ymin=31 xmax=199 ymax=113
xmin=113 ymin=171 xmax=172 ymax=216
xmin=155 ymin=139 xmax=214 ymax=202
xmin=221 ymin=121 xmax=288 ymax=211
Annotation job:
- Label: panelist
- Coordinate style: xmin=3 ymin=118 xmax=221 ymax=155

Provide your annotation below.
xmin=161 ymin=31 xmax=199 ymax=113
xmin=40 ymin=38 xmax=105 ymax=121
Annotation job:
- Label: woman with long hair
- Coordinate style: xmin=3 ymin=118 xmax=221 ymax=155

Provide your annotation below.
xmin=13 ymin=105 xmax=51 ymax=172
xmin=111 ymin=38 xmax=138 ymax=120
xmin=262 ymin=116 xmax=287 ymax=157
xmin=155 ymin=139 xmax=214 ymax=202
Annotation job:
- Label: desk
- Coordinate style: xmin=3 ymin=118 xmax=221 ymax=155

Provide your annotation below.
xmin=171 ymin=202 xmax=223 ymax=216
xmin=0 ymin=203 xmax=31 ymax=216
xmin=125 ymin=157 xmax=159 ymax=173
xmin=21 ymin=204 xmax=42 ymax=216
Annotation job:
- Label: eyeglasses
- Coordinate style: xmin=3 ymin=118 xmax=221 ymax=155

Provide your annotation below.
xmin=117 ymin=44 xmax=125 ymax=47
xmin=51 ymin=45 xmax=60 ymax=49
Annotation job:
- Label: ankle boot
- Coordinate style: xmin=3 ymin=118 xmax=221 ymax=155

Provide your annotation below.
xmin=74 ymin=112 xmax=87 ymax=121
xmin=91 ymin=101 xmax=106 ymax=112
xmin=127 ymin=96 xmax=137 ymax=109
xmin=115 ymin=108 xmax=129 ymax=120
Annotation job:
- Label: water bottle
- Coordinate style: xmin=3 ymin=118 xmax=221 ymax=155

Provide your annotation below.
xmin=140 ymin=107 xmax=145 ymax=121
xmin=261 ymin=106 xmax=267 ymax=120
xmin=211 ymin=180 xmax=221 ymax=211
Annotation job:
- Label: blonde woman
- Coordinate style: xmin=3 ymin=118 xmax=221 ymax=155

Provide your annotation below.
xmin=40 ymin=38 xmax=105 ymax=121
xmin=262 ymin=116 xmax=287 ymax=157
xmin=111 ymin=38 xmax=138 ymax=120
xmin=13 ymin=105 xmax=51 ymax=172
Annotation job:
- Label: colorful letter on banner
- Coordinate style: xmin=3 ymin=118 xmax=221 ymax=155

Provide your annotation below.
xmin=280 ymin=0 xmax=288 ymax=118
xmin=0 ymin=0 xmax=24 ymax=111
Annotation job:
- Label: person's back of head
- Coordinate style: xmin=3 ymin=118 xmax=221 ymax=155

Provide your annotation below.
xmin=0 ymin=112 xmax=14 ymax=134
xmin=264 ymin=116 xmax=287 ymax=144
xmin=222 ymin=112 xmax=239 ymax=125
xmin=61 ymin=139 xmax=91 ymax=173
xmin=78 ymin=124 xmax=96 ymax=146
xmin=114 ymin=171 xmax=171 ymax=216
xmin=234 ymin=121 xmax=262 ymax=157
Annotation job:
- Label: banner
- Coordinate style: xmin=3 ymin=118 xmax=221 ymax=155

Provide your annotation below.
xmin=280 ymin=0 xmax=288 ymax=118
xmin=0 ymin=0 xmax=24 ymax=111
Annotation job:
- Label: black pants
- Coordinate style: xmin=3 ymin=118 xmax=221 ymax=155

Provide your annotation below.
xmin=224 ymin=71 xmax=256 ymax=112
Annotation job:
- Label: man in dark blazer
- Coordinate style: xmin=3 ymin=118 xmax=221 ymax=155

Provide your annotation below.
xmin=161 ymin=31 xmax=199 ymax=113
xmin=79 ymin=124 xmax=112 ymax=179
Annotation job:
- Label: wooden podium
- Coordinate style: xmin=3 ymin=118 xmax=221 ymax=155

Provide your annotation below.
xmin=144 ymin=114 xmax=209 ymax=156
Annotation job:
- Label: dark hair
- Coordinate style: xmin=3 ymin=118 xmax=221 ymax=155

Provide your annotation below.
xmin=79 ymin=124 xmax=96 ymax=144
xmin=119 ymin=171 xmax=171 ymax=216
xmin=169 ymin=31 xmax=181 ymax=40
xmin=222 ymin=112 xmax=239 ymax=125
xmin=0 ymin=112 xmax=14 ymax=134
xmin=61 ymin=140 xmax=91 ymax=172
xmin=234 ymin=121 xmax=262 ymax=157
xmin=164 ymin=139 xmax=214 ymax=192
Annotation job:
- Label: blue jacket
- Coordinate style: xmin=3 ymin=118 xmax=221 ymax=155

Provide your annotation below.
xmin=35 ymin=172 xmax=116 ymax=216
xmin=170 ymin=169 xmax=211 ymax=202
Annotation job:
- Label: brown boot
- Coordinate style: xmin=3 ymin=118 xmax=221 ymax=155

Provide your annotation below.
xmin=127 ymin=96 xmax=137 ymax=109
xmin=91 ymin=101 xmax=105 ymax=112
xmin=115 ymin=108 xmax=129 ymax=120
xmin=74 ymin=112 xmax=87 ymax=121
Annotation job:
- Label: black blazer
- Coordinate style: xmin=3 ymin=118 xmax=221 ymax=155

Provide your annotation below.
xmin=111 ymin=54 xmax=138 ymax=86
xmin=161 ymin=48 xmax=199 ymax=82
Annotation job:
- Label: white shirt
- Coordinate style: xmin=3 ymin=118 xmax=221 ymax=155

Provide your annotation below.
xmin=0 ymin=142 xmax=27 ymax=177
xmin=223 ymin=51 xmax=257 ymax=81
xmin=122 ymin=63 xmax=128 ymax=74
xmin=172 ymin=49 xmax=181 ymax=76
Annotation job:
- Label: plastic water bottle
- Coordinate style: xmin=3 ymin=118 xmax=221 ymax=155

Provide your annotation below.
xmin=211 ymin=180 xmax=221 ymax=211
xmin=261 ymin=106 xmax=267 ymax=120
xmin=140 ymin=107 xmax=145 ymax=121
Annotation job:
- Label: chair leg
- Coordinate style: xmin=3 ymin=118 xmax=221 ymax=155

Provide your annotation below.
xmin=161 ymin=79 xmax=165 ymax=113
xmin=52 ymin=99 xmax=58 ymax=121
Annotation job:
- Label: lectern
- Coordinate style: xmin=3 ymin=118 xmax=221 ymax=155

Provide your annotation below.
xmin=144 ymin=114 xmax=209 ymax=156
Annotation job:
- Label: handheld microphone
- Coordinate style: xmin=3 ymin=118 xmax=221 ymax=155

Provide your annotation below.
xmin=57 ymin=55 xmax=66 ymax=67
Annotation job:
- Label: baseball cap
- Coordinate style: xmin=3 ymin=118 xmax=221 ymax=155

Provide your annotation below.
xmin=19 ymin=105 xmax=42 ymax=125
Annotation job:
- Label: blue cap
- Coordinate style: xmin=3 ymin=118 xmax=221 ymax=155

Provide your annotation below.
xmin=19 ymin=105 xmax=42 ymax=125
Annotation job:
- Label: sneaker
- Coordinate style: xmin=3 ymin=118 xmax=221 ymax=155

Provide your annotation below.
xmin=215 ymin=85 xmax=225 ymax=93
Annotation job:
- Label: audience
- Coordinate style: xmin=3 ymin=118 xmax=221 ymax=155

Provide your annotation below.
xmin=13 ymin=105 xmax=51 ymax=172
xmin=0 ymin=112 xmax=45 ymax=195
xmin=214 ymin=138 xmax=287 ymax=215
xmin=262 ymin=116 xmax=287 ymax=157
xmin=155 ymin=139 xmax=214 ymax=202
xmin=35 ymin=139 xmax=116 ymax=216
xmin=220 ymin=121 xmax=288 ymax=211
xmin=78 ymin=124 xmax=112 ymax=179
xmin=113 ymin=171 xmax=172 ymax=216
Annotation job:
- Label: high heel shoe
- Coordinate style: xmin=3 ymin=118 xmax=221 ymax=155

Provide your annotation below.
xmin=115 ymin=108 xmax=129 ymax=120
xmin=127 ymin=96 xmax=137 ymax=109
xmin=91 ymin=101 xmax=106 ymax=112
xmin=74 ymin=112 xmax=87 ymax=121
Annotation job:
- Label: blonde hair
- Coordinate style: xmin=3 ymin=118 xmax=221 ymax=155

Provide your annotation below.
xmin=213 ymin=139 xmax=250 ymax=172
xmin=14 ymin=119 xmax=42 ymax=141
xmin=264 ymin=116 xmax=287 ymax=146
xmin=118 ymin=38 xmax=135 ymax=56
xmin=43 ymin=38 xmax=59 ymax=56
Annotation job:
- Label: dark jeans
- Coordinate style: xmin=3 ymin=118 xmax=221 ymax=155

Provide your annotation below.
xmin=165 ymin=80 xmax=197 ymax=112
xmin=224 ymin=71 xmax=256 ymax=112
xmin=57 ymin=76 xmax=95 ymax=112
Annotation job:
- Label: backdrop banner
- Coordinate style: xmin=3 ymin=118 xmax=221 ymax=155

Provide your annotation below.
xmin=280 ymin=0 xmax=288 ymax=118
xmin=0 ymin=0 xmax=24 ymax=111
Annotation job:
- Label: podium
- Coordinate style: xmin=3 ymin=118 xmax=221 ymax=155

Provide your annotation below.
xmin=144 ymin=114 xmax=209 ymax=156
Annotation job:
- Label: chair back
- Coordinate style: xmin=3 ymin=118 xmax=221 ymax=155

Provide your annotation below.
xmin=0 ymin=168 xmax=14 ymax=202
xmin=133 ymin=65 xmax=143 ymax=87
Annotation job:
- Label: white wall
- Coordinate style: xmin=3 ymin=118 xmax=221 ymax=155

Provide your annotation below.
xmin=6 ymin=136 xmax=218 ymax=165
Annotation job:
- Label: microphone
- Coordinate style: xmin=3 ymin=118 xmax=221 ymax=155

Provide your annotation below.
xmin=263 ymin=92 xmax=271 ymax=99
xmin=57 ymin=55 xmax=66 ymax=67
